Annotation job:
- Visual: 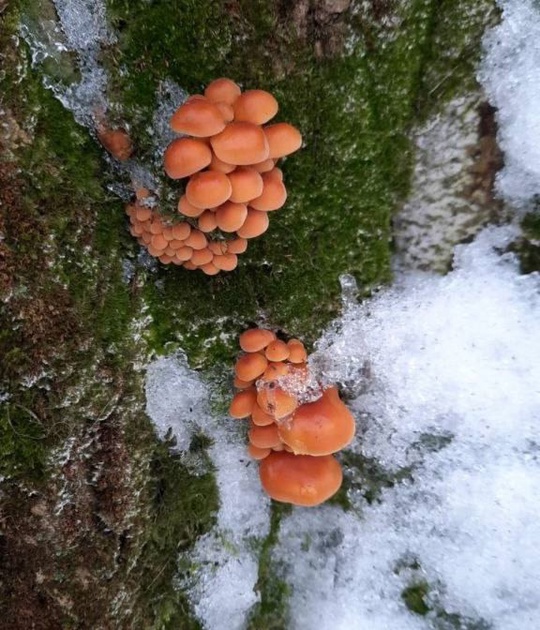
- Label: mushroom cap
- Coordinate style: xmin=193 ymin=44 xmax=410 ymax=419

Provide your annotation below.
xmin=239 ymin=328 xmax=276 ymax=353
xmin=252 ymin=158 xmax=275 ymax=173
xmin=229 ymin=388 xmax=257 ymax=418
xmin=236 ymin=209 xmax=269 ymax=238
xmin=248 ymin=422 xmax=281 ymax=449
xmin=175 ymin=247 xmax=193 ymax=262
xmin=259 ymin=452 xmax=343 ymax=506
xmin=248 ymin=443 xmax=271 ymax=460
xmin=204 ymin=78 xmax=242 ymax=105
xmin=170 ymin=99 xmax=227 ymax=137
xmin=201 ymin=262 xmax=220 ymax=275
xmin=249 ymin=172 xmax=287 ymax=211
xmin=178 ymin=195 xmax=205 ymax=218
xmin=184 ymin=229 xmax=208 ymax=250
xmin=97 ymin=127 xmax=133 ymax=161
xmin=278 ymin=387 xmax=355 ymax=456
xmin=235 ymin=353 xmax=268 ymax=382
xmin=135 ymin=206 xmax=152 ymax=222
xmin=211 ymin=122 xmax=269 ymax=165
xmin=171 ymin=222 xmax=191 ymax=241
xmin=257 ymin=385 xmax=298 ymax=420
xmin=164 ymin=138 xmax=212 ymax=179
xmin=265 ymin=340 xmax=290 ymax=362
xmin=191 ymin=247 xmax=214 ymax=266
xmin=151 ymin=233 xmax=168 ymax=251
xmin=213 ymin=253 xmax=238 ymax=271
xmin=234 ymin=376 xmax=255 ymax=390
xmin=228 ymin=167 xmax=264 ymax=203
xmin=198 ymin=210 xmax=218 ymax=233
xmin=264 ymin=123 xmax=302 ymax=159
xmin=209 ymin=153 xmax=236 ymax=173
xmin=251 ymin=403 xmax=275 ymax=427
xmin=263 ymin=361 xmax=289 ymax=381
xmin=287 ymin=339 xmax=307 ymax=363
xmin=215 ymin=201 xmax=248 ymax=232
xmin=186 ymin=171 xmax=233 ymax=209
xmin=226 ymin=237 xmax=248 ymax=254
xmin=233 ymin=89 xmax=279 ymax=125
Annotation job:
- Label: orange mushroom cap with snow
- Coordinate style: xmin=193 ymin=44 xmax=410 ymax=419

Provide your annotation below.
xmin=278 ymin=386 xmax=355 ymax=456
xmin=259 ymin=451 xmax=343 ymax=506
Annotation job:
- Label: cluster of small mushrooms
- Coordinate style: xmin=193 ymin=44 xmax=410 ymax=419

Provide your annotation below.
xmin=126 ymin=78 xmax=301 ymax=274
xmin=230 ymin=328 xmax=356 ymax=506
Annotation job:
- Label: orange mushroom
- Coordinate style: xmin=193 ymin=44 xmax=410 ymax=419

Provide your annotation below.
xmin=264 ymin=122 xmax=303 ymax=158
xmin=97 ymin=127 xmax=133 ymax=161
xmin=228 ymin=167 xmax=264 ymax=203
xmin=252 ymin=158 xmax=275 ymax=173
xmin=190 ymin=247 xmax=214 ymax=266
xmin=198 ymin=210 xmax=218 ymax=233
xmin=229 ymin=388 xmax=258 ymax=419
xmin=175 ymin=246 xmax=193 ymax=262
xmin=215 ymin=101 xmax=235 ymax=122
xmin=251 ymin=403 xmax=275 ymax=427
xmin=249 ymin=171 xmax=287 ymax=211
xmin=226 ymin=237 xmax=248 ymax=254
xmin=213 ymin=253 xmax=238 ymax=272
xmin=278 ymin=386 xmax=355 ymax=456
xmin=178 ymin=195 xmax=206 ymax=218
xmin=170 ymin=99 xmax=227 ymax=137
xmin=215 ymin=201 xmax=248 ymax=232
xmin=201 ymin=262 xmax=220 ymax=276
xmin=248 ymin=423 xmax=282 ymax=449
xmin=209 ymin=153 xmax=236 ymax=174
xmin=259 ymin=451 xmax=343 ymax=506
xmin=287 ymin=339 xmax=307 ymax=363
xmin=164 ymin=138 xmax=212 ymax=179
xmin=248 ymin=443 xmax=271 ymax=460
xmin=171 ymin=222 xmax=191 ymax=241
xmin=234 ymin=376 xmax=254 ymax=390
xmin=263 ymin=361 xmax=290 ymax=382
xmin=186 ymin=171 xmax=233 ymax=209
xmin=265 ymin=340 xmax=290 ymax=362
xmin=235 ymin=353 xmax=268 ymax=382
xmin=257 ymin=384 xmax=298 ymax=420
xmin=236 ymin=209 xmax=269 ymax=238
xmin=204 ymin=78 xmax=242 ymax=105
xmin=233 ymin=89 xmax=279 ymax=125
xmin=239 ymin=328 xmax=276 ymax=353
xmin=211 ymin=122 xmax=269 ymax=166
xmin=184 ymin=229 xmax=208 ymax=250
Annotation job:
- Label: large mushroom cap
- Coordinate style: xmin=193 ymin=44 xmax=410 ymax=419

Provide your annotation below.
xmin=278 ymin=387 xmax=355 ymax=456
xmin=204 ymin=78 xmax=242 ymax=105
xmin=233 ymin=89 xmax=279 ymax=125
xmin=164 ymin=138 xmax=212 ymax=179
xmin=264 ymin=122 xmax=303 ymax=159
xmin=170 ymin=99 xmax=227 ymax=137
xmin=235 ymin=353 xmax=268 ymax=382
xmin=186 ymin=171 xmax=232 ymax=209
xmin=259 ymin=451 xmax=343 ymax=506
xmin=211 ymin=122 xmax=269 ymax=166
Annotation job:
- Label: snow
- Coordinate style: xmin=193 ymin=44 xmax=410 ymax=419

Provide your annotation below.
xmin=479 ymin=0 xmax=540 ymax=202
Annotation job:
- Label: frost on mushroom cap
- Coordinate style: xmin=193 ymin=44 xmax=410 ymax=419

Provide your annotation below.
xmin=164 ymin=138 xmax=212 ymax=179
xmin=233 ymin=89 xmax=279 ymax=125
xmin=211 ymin=122 xmax=270 ymax=165
xmin=278 ymin=386 xmax=355 ymax=456
xmin=259 ymin=451 xmax=343 ymax=506
xmin=170 ymin=98 xmax=227 ymax=137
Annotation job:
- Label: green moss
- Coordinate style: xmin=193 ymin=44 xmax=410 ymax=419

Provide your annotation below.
xmin=402 ymin=582 xmax=431 ymax=616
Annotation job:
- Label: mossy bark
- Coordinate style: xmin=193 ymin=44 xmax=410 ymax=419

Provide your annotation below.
xmin=1 ymin=1 xmax=498 ymax=627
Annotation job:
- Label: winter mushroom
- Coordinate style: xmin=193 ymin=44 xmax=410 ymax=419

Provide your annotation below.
xmin=229 ymin=388 xmax=258 ymax=418
xmin=233 ymin=89 xmax=279 ymax=125
xmin=215 ymin=201 xmax=248 ymax=232
xmin=236 ymin=209 xmax=269 ymax=238
xmin=211 ymin=122 xmax=269 ymax=165
xmin=257 ymin=385 xmax=298 ymax=420
xmin=239 ymin=328 xmax=276 ymax=353
xmin=235 ymin=353 xmax=268 ymax=382
xmin=204 ymin=78 xmax=242 ymax=105
xmin=228 ymin=167 xmax=264 ymax=203
xmin=259 ymin=451 xmax=343 ymax=506
xmin=170 ymin=98 xmax=227 ymax=137
xmin=186 ymin=171 xmax=233 ymax=209
xmin=264 ymin=122 xmax=303 ymax=158
xmin=248 ymin=422 xmax=282 ymax=449
xmin=278 ymin=387 xmax=355 ymax=456
xmin=164 ymin=138 xmax=212 ymax=179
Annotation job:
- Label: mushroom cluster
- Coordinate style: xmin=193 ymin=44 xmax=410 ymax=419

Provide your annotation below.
xmin=229 ymin=328 xmax=356 ymax=507
xmin=158 ymin=78 xmax=302 ymax=272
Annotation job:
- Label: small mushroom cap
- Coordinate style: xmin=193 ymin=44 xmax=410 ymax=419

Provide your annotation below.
xmin=151 ymin=233 xmax=169 ymax=251
xmin=204 ymin=78 xmax=242 ymax=105
xmin=198 ymin=210 xmax=218 ymax=233
xmin=239 ymin=328 xmax=276 ymax=352
xmin=236 ymin=209 xmax=269 ymax=239
xmin=147 ymin=243 xmax=165 ymax=257
xmin=229 ymin=388 xmax=257 ymax=418
xmin=257 ymin=385 xmax=298 ymax=420
xmin=171 ymin=222 xmax=192 ymax=241
xmin=178 ymin=195 xmax=206 ymax=218
xmin=184 ymin=229 xmax=208 ymax=250
xmin=259 ymin=452 xmax=343 ymax=506
xmin=215 ymin=201 xmax=248 ymax=232
xmin=248 ymin=443 xmax=271 ymax=460
xmin=252 ymin=158 xmax=275 ymax=173
xmin=264 ymin=123 xmax=302 ymax=159
xmin=265 ymin=340 xmax=290 ymax=362
xmin=213 ymin=253 xmax=238 ymax=271
xmin=278 ymin=387 xmax=355 ymax=456
xmin=164 ymin=138 xmax=212 ymax=179
xmin=201 ymin=262 xmax=220 ymax=275
xmin=135 ymin=206 xmax=152 ymax=222
xmin=226 ymin=237 xmax=248 ymax=254
xmin=170 ymin=99 xmax=227 ymax=137
xmin=97 ymin=127 xmax=133 ymax=161
xmin=186 ymin=171 xmax=233 ymax=209
xmin=183 ymin=261 xmax=197 ymax=270
xmin=251 ymin=403 xmax=275 ymax=427
xmin=211 ymin=122 xmax=269 ymax=166
xmin=175 ymin=247 xmax=193 ymax=262
xmin=248 ymin=422 xmax=281 ymax=449
xmin=209 ymin=153 xmax=236 ymax=173
xmin=235 ymin=353 xmax=268 ymax=381
xmin=228 ymin=167 xmax=264 ymax=203
xmin=287 ymin=339 xmax=307 ymax=363
xmin=233 ymin=89 xmax=279 ymax=125
xmin=191 ymin=247 xmax=214 ymax=266
xmin=249 ymin=172 xmax=287 ymax=211
xmin=263 ymin=361 xmax=289 ymax=382
xmin=234 ymin=376 xmax=255 ymax=389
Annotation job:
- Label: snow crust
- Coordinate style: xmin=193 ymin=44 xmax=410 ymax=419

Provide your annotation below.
xmin=479 ymin=0 xmax=540 ymax=202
